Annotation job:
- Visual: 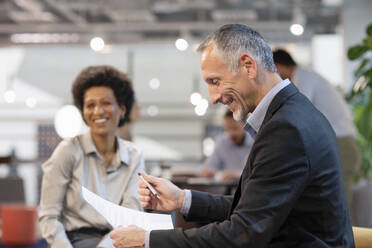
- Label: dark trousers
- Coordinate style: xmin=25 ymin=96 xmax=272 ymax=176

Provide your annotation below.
xmin=66 ymin=227 xmax=110 ymax=248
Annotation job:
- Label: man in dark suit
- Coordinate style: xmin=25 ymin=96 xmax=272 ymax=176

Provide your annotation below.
xmin=110 ymin=24 xmax=354 ymax=248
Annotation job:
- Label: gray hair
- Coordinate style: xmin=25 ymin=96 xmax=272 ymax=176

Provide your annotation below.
xmin=197 ymin=24 xmax=277 ymax=73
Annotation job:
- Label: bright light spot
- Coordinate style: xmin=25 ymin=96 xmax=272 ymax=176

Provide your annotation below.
xmin=4 ymin=90 xmax=16 ymax=103
xmin=198 ymin=98 xmax=209 ymax=109
xmin=190 ymin=92 xmax=202 ymax=105
xmin=290 ymin=24 xmax=304 ymax=36
xmin=194 ymin=98 xmax=208 ymax=116
xmin=149 ymin=78 xmax=160 ymax=89
xmin=54 ymin=105 xmax=83 ymax=138
xmin=25 ymin=97 xmax=37 ymax=108
xmin=203 ymin=137 xmax=215 ymax=157
xmin=147 ymin=105 xmax=159 ymax=116
xmin=175 ymin=38 xmax=189 ymax=51
xmin=90 ymin=37 xmax=105 ymax=52
xmin=10 ymin=33 xmax=80 ymax=44
xmin=194 ymin=104 xmax=207 ymax=116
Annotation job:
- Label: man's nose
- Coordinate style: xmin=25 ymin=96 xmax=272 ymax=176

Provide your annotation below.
xmin=208 ymin=87 xmax=221 ymax=104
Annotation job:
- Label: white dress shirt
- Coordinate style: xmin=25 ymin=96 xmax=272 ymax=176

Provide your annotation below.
xmin=293 ymin=67 xmax=357 ymax=138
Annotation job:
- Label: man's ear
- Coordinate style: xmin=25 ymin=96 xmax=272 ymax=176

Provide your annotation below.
xmin=239 ymin=53 xmax=257 ymax=78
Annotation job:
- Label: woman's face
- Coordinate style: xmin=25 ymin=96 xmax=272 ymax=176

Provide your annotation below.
xmin=83 ymin=86 xmax=125 ymax=137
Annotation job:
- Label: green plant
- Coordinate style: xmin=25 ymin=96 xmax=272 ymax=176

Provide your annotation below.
xmin=347 ymin=23 xmax=372 ymax=180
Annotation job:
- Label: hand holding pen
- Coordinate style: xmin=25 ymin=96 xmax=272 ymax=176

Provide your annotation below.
xmin=138 ymin=173 xmax=160 ymax=199
xmin=137 ymin=173 xmax=186 ymax=212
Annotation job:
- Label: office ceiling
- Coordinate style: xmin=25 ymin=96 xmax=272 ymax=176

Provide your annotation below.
xmin=0 ymin=0 xmax=343 ymax=45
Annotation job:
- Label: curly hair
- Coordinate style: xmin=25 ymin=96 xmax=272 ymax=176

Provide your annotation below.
xmin=72 ymin=65 xmax=134 ymax=127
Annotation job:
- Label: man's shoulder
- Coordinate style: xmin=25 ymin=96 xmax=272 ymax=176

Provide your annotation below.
xmin=264 ymin=91 xmax=333 ymax=142
xmin=265 ymin=92 xmax=337 ymax=155
xmin=276 ymin=94 xmax=327 ymax=128
xmin=295 ymin=66 xmax=329 ymax=87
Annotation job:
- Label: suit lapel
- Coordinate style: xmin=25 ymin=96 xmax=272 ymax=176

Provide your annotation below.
xmin=228 ymin=83 xmax=299 ymax=216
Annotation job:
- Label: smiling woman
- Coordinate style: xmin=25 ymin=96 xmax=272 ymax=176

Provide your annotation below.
xmin=82 ymin=86 xmax=126 ymax=165
xmin=39 ymin=65 xmax=144 ymax=248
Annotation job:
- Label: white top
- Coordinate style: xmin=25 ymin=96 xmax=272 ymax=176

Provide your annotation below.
xmin=293 ymin=67 xmax=357 ymax=138
xmin=39 ymin=132 xmax=144 ymax=248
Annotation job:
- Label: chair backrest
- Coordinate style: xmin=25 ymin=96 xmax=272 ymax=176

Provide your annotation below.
xmin=353 ymin=226 xmax=372 ymax=248
xmin=0 ymin=176 xmax=25 ymax=204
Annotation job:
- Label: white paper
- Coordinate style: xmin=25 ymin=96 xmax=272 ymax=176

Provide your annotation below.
xmin=82 ymin=186 xmax=173 ymax=231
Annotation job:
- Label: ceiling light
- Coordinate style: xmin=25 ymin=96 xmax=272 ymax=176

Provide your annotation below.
xmin=10 ymin=33 xmax=79 ymax=44
xmin=147 ymin=105 xmax=159 ymax=116
xmin=290 ymin=24 xmax=304 ymax=36
xmin=4 ymin=90 xmax=16 ymax=103
xmin=175 ymin=38 xmax=189 ymax=51
xmin=290 ymin=6 xmax=306 ymax=36
xmin=194 ymin=104 xmax=207 ymax=116
xmin=90 ymin=37 xmax=105 ymax=52
xmin=149 ymin=78 xmax=160 ymax=89
xmin=190 ymin=92 xmax=202 ymax=105
xmin=198 ymin=98 xmax=209 ymax=109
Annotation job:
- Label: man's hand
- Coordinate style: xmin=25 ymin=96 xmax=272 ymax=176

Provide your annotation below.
xmin=110 ymin=225 xmax=145 ymax=248
xmin=219 ymin=170 xmax=241 ymax=181
xmin=138 ymin=173 xmax=185 ymax=212
xmin=200 ymin=168 xmax=216 ymax=178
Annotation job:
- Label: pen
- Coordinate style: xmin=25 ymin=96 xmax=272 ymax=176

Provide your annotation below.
xmin=138 ymin=173 xmax=160 ymax=199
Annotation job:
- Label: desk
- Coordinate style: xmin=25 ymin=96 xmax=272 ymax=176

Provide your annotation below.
xmin=172 ymin=177 xmax=238 ymax=195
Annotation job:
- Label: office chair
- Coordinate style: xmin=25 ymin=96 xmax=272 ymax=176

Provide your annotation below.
xmin=0 ymin=176 xmax=25 ymax=204
xmin=353 ymin=226 xmax=372 ymax=248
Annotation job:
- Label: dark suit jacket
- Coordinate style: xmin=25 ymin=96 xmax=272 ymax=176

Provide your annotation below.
xmin=151 ymin=84 xmax=354 ymax=248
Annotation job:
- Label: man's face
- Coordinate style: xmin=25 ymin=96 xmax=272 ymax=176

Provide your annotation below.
xmin=200 ymin=44 xmax=259 ymax=122
xmin=224 ymin=117 xmax=246 ymax=145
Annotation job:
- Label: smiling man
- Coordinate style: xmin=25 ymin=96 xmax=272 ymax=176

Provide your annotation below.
xmin=110 ymin=24 xmax=354 ymax=248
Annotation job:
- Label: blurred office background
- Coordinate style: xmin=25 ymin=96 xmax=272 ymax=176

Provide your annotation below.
xmin=0 ymin=0 xmax=371 ymax=226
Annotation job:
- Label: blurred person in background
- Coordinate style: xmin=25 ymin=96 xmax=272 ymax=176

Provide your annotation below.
xmin=201 ymin=109 xmax=253 ymax=181
xmin=273 ymin=48 xmax=361 ymax=207
xmin=39 ymin=65 xmax=144 ymax=248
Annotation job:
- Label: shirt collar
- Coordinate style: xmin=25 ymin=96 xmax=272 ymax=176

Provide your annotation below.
xmin=80 ymin=132 xmax=97 ymax=155
xmin=243 ymin=133 xmax=251 ymax=146
xmin=244 ymin=79 xmax=291 ymax=138
xmin=80 ymin=132 xmax=129 ymax=166
xmin=117 ymin=137 xmax=129 ymax=165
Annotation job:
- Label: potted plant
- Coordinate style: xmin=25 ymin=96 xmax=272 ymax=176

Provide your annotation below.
xmin=347 ymin=23 xmax=372 ymax=181
xmin=347 ymin=23 xmax=372 ymax=227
